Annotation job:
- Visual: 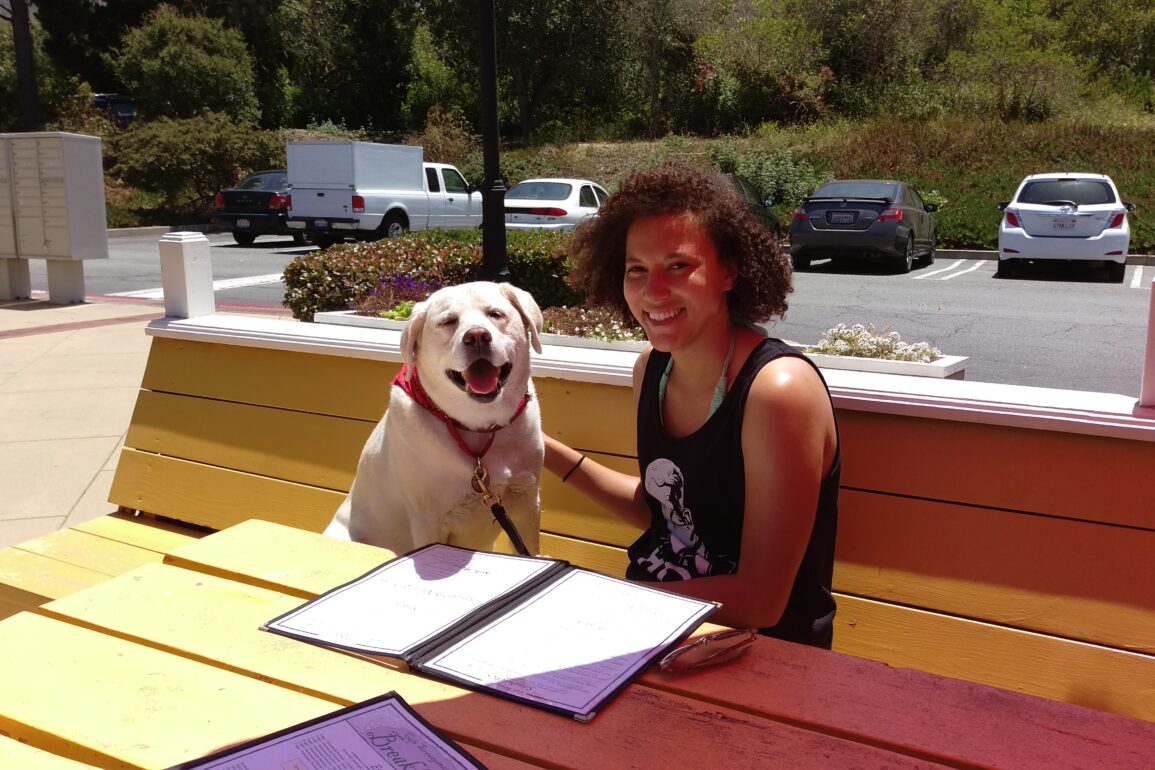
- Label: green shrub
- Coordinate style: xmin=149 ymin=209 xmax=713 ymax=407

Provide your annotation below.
xmin=282 ymin=229 xmax=577 ymax=321
xmin=109 ymin=111 xmax=283 ymax=221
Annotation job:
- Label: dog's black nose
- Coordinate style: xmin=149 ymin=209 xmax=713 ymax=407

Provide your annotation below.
xmin=463 ymin=327 xmax=492 ymax=347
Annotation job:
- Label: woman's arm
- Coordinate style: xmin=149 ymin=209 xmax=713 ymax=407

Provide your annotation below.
xmin=540 ymin=349 xmax=653 ymax=531
xmin=646 ymin=357 xmax=836 ymax=629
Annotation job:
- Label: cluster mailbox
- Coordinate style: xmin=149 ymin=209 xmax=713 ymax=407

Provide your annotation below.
xmin=0 ymin=132 xmax=108 ymax=303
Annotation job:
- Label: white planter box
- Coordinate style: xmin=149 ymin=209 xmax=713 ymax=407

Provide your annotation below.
xmin=314 ymin=310 xmax=648 ymax=353
xmin=804 ymin=352 xmax=969 ymax=379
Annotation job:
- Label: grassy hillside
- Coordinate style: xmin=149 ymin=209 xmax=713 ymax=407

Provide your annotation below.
xmin=481 ymin=119 xmax=1155 ymax=252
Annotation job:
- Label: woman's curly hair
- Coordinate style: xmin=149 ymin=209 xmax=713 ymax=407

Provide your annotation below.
xmin=568 ymin=163 xmax=791 ymax=324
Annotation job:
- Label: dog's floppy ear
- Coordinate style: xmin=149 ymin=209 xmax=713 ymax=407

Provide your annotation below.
xmin=500 ymin=284 xmax=543 ymax=354
xmin=399 ymin=299 xmax=429 ymax=381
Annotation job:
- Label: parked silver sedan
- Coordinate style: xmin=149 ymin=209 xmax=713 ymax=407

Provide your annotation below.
xmin=504 ymin=178 xmax=609 ymax=232
xmin=789 ymin=179 xmax=938 ymax=273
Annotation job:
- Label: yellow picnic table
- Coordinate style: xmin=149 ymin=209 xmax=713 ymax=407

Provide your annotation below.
xmin=1 ymin=519 xmax=1153 ymax=770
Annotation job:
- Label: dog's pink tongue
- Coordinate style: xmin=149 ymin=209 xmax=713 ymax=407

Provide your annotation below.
xmin=464 ymin=361 xmax=500 ymax=394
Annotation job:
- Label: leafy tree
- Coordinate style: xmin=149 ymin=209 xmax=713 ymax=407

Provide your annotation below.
xmin=33 ymin=0 xmax=160 ymax=93
xmin=616 ymin=0 xmax=726 ymax=136
xmin=0 ymin=15 xmax=92 ymax=132
xmin=695 ymin=0 xmax=830 ymax=130
xmin=941 ymin=0 xmax=1083 ymax=121
xmin=109 ymin=5 xmax=260 ymax=122
xmin=275 ymin=0 xmax=417 ymax=132
xmin=425 ymin=0 xmax=630 ymax=141
xmin=110 ymin=110 xmax=283 ymax=218
xmin=401 ymin=24 xmax=478 ymax=131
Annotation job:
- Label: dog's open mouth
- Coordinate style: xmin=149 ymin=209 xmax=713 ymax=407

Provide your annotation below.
xmin=447 ymin=360 xmax=513 ymax=402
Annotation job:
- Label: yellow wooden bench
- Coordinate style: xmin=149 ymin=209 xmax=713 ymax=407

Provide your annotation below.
xmin=2 ymin=319 xmax=1153 ymax=724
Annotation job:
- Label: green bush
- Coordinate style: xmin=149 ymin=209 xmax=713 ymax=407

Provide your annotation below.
xmin=109 ymin=111 xmax=283 ymax=222
xmin=282 ymin=229 xmax=577 ymax=321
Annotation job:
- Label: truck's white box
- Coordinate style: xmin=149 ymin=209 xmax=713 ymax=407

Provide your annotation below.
xmin=287 ymin=141 xmax=424 ymax=191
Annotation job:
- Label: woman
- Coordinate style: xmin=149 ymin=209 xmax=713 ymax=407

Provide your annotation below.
xmin=544 ymin=164 xmax=841 ymax=648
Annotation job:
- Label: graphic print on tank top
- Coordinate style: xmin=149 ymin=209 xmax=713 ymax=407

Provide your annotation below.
xmin=634 ymin=457 xmax=736 ymax=580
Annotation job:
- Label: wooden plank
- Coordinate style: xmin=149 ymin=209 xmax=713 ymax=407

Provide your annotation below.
xmin=539 ymin=532 xmax=631 ymax=577
xmin=832 ymin=594 xmax=1155 ymax=723
xmin=0 ymin=612 xmax=337 ymax=769
xmin=540 ymin=450 xmax=642 ymax=548
xmin=108 ymin=449 xmax=345 ymax=533
xmin=645 ymin=621 xmax=1155 ymax=770
xmin=837 ymin=409 xmax=1155 ymax=529
xmin=0 ymin=548 xmax=109 ymax=615
xmin=536 ymin=375 xmax=636 ymax=457
xmin=124 ymin=390 xmax=373 ymax=490
xmin=0 ymin=736 xmax=97 ymax=769
xmin=71 ymin=511 xmax=208 ymax=552
xmin=14 ymin=528 xmax=163 ymax=578
xmin=165 ymin=519 xmax=390 ymax=598
xmin=835 ymin=489 xmax=1155 ymax=653
xmin=149 ymin=522 xmax=1155 ymax=769
xmin=37 ymin=561 xmax=945 ymax=770
xmin=141 ymin=337 xmax=398 ymax=421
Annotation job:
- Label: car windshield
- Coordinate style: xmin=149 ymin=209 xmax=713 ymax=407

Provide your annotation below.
xmin=812 ymin=182 xmax=897 ymax=200
xmin=1017 ymin=179 xmax=1115 ymax=205
xmin=507 ymin=182 xmax=573 ymax=201
xmin=239 ymin=173 xmax=286 ymax=190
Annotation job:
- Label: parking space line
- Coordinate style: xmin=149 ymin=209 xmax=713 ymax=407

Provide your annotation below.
xmin=1130 ymin=265 xmax=1144 ymax=289
xmin=912 ymin=259 xmax=965 ymax=279
xmin=107 ymin=273 xmax=284 ymax=300
xmin=938 ymin=261 xmax=986 ymax=280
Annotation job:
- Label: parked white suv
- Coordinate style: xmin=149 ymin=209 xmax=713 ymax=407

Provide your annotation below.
xmin=996 ymin=172 xmax=1135 ymax=281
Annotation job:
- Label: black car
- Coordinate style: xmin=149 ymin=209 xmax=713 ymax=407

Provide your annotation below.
xmin=789 ymin=179 xmax=937 ymax=273
xmin=213 ymin=170 xmax=307 ymax=246
xmin=725 ymin=174 xmax=782 ymax=236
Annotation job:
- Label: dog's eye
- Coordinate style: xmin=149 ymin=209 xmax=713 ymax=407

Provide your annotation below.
xmin=438 ymin=313 xmax=458 ymax=327
xmin=487 ymin=309 xmax=505 ymax=320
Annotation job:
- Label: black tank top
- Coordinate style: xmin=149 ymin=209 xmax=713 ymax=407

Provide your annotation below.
xmin=626 ymin=338 xmax=841 ymax=648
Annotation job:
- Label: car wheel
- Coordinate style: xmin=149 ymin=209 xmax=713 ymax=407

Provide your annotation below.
xmin=378 ymin=211 xmax=408 ymax=239
xmin=920 ymin=235 xmax=936 ymax=266
xmin=291 ymin=231 xmax=310 ymax=246
xmin=232 ymin=232 xmax=257 ymax=246
xmin=996 ymin=258 xmax=1018 ymax=278
xmin=896 ymin=237 xmax=914 ymax=274
xmin=1108 ymin=261 xmax=1126 ymax=282
xmin=792 ymin=254 xmax=811 ymax=271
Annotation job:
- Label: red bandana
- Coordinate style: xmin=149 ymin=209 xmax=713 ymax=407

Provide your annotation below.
xmin=393 ymin=364 xmax=531 ymax=459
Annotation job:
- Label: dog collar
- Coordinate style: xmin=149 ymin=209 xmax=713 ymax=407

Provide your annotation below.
xmin=393 ymin=364 xmax=531 ymax=459
xmin=393 ymin=364 xmax=535 ymax=557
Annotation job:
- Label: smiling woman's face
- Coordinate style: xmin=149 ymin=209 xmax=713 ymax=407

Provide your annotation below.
xmin=623 ymin=212 xmax=736 ymax=352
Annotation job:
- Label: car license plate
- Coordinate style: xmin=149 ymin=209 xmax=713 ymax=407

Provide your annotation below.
xmin=236 ymin=218 xmax=250 ymax=229
xmin=1052 ymin=220 xmax=1076 ymax=231
xmin=829 ymin=211 xmax=856 ymax=224
xmin=314 ymin=219 xmax=328 ymax=228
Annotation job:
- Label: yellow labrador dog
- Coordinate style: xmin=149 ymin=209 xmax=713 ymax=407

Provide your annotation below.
xmin=324 ymin=281 xmax=544 ymax=555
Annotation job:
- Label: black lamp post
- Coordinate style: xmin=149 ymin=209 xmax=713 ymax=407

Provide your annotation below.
xmin=477 ymin=0 xmax=510 ymax=282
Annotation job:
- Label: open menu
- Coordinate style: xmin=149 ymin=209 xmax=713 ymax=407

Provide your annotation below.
xmin=167 ymin=691 xmax=484 ymax=769
xmin=262 ymin=544 xmax=719 ymax=722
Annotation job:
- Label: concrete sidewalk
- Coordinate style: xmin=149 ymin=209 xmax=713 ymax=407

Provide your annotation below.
xmin=0 ymin=295 xmax=288 ymax=548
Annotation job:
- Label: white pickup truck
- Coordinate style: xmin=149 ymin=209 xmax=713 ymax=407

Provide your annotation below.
xmin=285 ymin=141 xmax=482 ymax=248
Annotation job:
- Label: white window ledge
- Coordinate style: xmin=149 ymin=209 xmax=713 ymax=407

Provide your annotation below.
xmin=148 ymin=313 xmax=1155 ymax=443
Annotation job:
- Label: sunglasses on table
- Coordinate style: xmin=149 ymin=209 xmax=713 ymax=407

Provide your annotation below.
xmin=657 ymin=628 xmax=757 ymax=674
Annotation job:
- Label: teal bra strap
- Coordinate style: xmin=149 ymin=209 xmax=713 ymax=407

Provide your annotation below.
xmin=658 ymin=330 xmax=736 ymax=423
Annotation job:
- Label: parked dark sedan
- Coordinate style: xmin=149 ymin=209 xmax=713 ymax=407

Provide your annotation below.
xmin=214 ymin=170 xmax=307 ymax=246
xmin=725 ymin=174 xmax=782 ymax=236
xmin=789 ymin=180 xmax=937 ymax=273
